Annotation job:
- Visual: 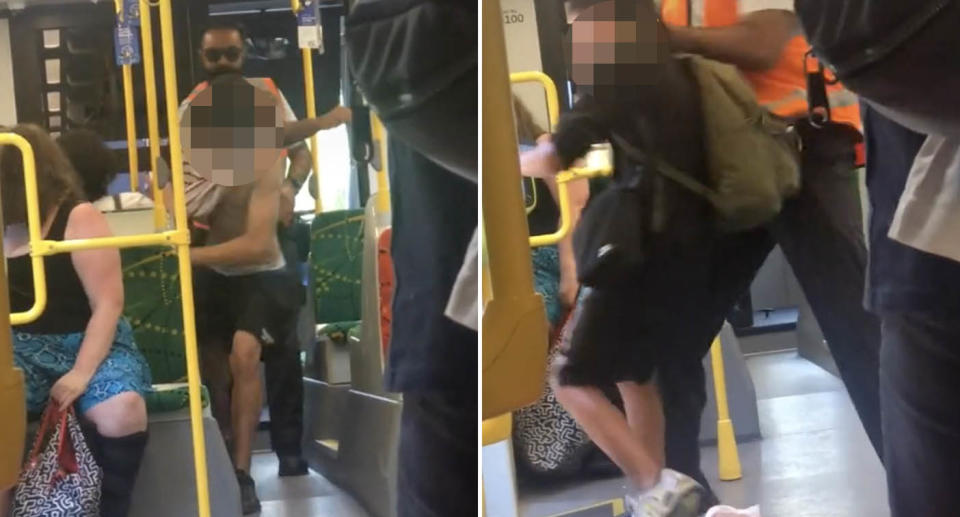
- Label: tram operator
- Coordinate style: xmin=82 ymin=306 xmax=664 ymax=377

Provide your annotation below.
xmin=177 ymin=22 xmax=350 ymax=515
xmin=0 ymin=124 xmax=152 ymax=517
xmin=521 ymin=0 xmax=882 ymax=512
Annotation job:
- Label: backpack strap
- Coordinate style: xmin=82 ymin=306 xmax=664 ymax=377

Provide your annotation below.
xmin=609 ymin=132 xmax=720 ymax=207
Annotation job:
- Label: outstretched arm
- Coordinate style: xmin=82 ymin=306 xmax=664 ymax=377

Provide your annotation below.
xmin=282 ymin=106 xmax=353 ymax=146
xmin=666 ymin=10 xmax=799 ymax=71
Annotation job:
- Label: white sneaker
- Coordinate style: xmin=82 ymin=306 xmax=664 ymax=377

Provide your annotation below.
xmin=625 ymin=469 xmax=705 ymax=517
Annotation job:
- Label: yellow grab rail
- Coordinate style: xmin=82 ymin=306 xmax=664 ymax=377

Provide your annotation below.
xmin=0 ymin=136 xmax=31 ymax=490
xmin=139 ymin=0 xmax=166 ymax=230
xmin=370 ymin=112 xmax=390 ymax=213
xmin=4 ymin=133 xmax=48 ymax=327
xmin=157 ymin=0 xmax=212 ymax=514
xmin=290 ymin=0 xmax=323 ymax=214
xmin=509 ymin=71 xmax=611 ymax=248
xmin=710 ymin=335 xmax=742 ymax=481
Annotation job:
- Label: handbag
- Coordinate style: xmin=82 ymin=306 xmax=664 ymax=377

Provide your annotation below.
xmin=12 ymin=404 xmax=102 ymax=517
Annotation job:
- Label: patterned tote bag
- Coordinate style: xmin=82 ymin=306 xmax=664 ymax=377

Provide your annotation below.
xmin=513 ymin=313 xmax=593 ymax=476
xmin=12 ymin=405 xmax=101 ymax=516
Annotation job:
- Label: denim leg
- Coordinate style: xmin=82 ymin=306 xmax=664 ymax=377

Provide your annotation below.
xmin=880 ymin=314 xmax=960 ymax=517
xmin=769 ymin=138 xmax=884 ymax=459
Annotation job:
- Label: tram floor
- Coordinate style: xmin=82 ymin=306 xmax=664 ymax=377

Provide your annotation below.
xmin=518 ymin=352 xmax=889 ymax=517
xmin=248 ymin=451 xmax=371 ymax=517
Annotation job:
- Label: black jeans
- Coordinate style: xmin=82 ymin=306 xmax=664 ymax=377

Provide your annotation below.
xmin=660 ymin=125 xmax=884 ymax=496
xmin=880 ymin=313 xmax=960 ymax=517
xmin=397 ymin=390 xmax=476 ymax=517
xmin=263 ymin=326 xmax=305 ymax=458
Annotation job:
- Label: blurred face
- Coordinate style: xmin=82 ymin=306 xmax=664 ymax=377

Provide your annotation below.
xmin=569 ymin=0 xmax=664 ymax=102
xmin=200 ymin=28 xmax=245 ymax=78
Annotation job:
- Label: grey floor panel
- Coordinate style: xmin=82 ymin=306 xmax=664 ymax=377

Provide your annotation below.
xmin=249 ymin=453 xmax=370 ymax=517
xmin=519 ymin=352 xmax=889 ymax=517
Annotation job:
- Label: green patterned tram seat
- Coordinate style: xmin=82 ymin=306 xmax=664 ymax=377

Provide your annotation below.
xmin=310 ymin=209 xmax=365 ymax=331
xmin=120 ymin=246 xmax=209 ymax=414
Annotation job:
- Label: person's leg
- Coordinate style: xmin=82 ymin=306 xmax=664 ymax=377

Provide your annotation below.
xmin=770 ymin=126 xmax=883 ymax=458
xmin=552 ymin=381 xmax=661 ymax=489
xmin=229 ymin=330 xmax=263 ymax=474
xmin=397 ymin=390 xmax=476 ymax=517
xmin=880 ymin=313 xmax=960 ymax=517
xmin=620 ymin=381 xmax=665 ymax=474
xmin=263 ymin=325 xmax=307 ymax=476
xmin=78 ymin=320 xmax=152 ymax=517
xmin=199 ymin=339 xmax=233 ymax=445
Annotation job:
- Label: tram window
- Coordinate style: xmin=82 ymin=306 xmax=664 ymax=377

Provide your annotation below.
xmin=43 ymin=29 xmax=61 ymax=49
xmin=46 ymin=91 xmax=61 ymax=113
xmin=44 ymin=59 xmax=61 ymax=85
xmin=48 ymin=115 xmax=61 ymax=129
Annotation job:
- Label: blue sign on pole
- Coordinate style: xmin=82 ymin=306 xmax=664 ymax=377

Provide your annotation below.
xmin=124 ymin=0 xmax=140 ymax=26
xmin=296 ymin=1 xmax=323 ymax=51
xmin=114 ymin=23 xmax=141 ymax=66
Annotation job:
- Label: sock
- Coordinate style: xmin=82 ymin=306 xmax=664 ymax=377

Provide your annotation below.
xmin=94 ymin=431 xmax=149 ymax=517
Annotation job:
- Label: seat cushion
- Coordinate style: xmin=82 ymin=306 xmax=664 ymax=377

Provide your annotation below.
xmin=317 ymin=321 xmax=361 ymax=341
xmin=145 ymin=384 xmax=210 ymax=415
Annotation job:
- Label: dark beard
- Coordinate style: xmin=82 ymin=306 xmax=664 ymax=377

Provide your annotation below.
xmin=206 ymin=66 xmax=242 ymax=80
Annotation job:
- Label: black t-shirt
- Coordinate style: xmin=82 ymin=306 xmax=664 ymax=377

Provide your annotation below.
xmin=861 ymin=103 xmax=960 ymax=318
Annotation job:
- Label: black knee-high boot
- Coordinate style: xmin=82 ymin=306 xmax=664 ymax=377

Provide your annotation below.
xmin=92 ymin=431 xmax=149 ymax=517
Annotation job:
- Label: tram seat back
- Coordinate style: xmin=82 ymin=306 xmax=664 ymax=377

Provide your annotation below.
xmin=309 ymin=209 xmax=365 ymax=327
xmin=120 ymin=246 xmax=185 ymax=384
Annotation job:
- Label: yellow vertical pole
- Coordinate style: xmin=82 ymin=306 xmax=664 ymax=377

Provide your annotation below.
xmin=156 ymin=2 xmax=212 ymax=516
xmin=710 ymin=335 xmax=742 ymax=481
xmin=139 ymin=0 xmax=166 ymax=229
xmin=482 ymin=0 xmax=535 ymax=302
xmin=116 ymin=0 xmax=139 ymax=193
xmin=291 ymin=0 xmax=322 ymax=214
xmin=370 ymin=113 xmax=390 ymax=213
xmin=0 ymin=137 xmax=27 ymax=490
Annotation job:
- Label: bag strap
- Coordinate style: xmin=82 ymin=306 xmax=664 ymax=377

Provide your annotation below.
xmin=55 ymin=409 xmax=78 ymax=478
xmin=25 ymin=403 xmax=61 ymax=464
xmin=608 ymin=132 xmax=721 ymax=207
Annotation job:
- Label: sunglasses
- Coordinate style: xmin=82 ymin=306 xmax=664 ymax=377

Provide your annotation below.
xmin=202 ymin=46 xmax=242 ymax=63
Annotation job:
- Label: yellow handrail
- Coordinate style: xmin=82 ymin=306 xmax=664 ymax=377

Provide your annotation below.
xmin=116 ymin=0 xmax=139 ymax=194
xmin=710 ymin=335 xmax=742 ymax=481
xmin=0 ymin=136 xmax=30 ymax=490
xmin=157 ymin=0 xmax=212 ymax=514
xmin=139 ymin=0 xmax=166 ymax=230
xmin=370 ymin=112 xmax=390 ymax=214
xmin=4 ymin=133 xmax=47 ymax=327
xmin=290 ymin=0 xmax=323 ymax=214
xmin=509 ymin=71 xmax=611 ymax=248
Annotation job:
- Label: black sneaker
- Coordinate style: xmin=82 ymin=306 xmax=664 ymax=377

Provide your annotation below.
xmin=278 ymin=455 xmax=309 ymax=477
xmin=236 ymin=470 xmax=262 ymax=515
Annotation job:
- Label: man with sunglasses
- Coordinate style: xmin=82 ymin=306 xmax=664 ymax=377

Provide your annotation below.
xmin=179 ymin=21 xmax=350 ymax=514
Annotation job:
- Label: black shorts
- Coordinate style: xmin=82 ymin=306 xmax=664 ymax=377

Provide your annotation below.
xmin=553 ymin=231 xmax=768 ymax=387
xmin=194 ymin=268 xmax=303 ymax=351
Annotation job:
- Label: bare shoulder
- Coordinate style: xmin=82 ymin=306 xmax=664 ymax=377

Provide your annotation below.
xmin=64 ymin=202 xmax=113 ymax=240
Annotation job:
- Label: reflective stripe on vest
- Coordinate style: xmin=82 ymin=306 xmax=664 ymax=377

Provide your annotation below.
xmin=660 ymin=0 xmax=861 ymax=128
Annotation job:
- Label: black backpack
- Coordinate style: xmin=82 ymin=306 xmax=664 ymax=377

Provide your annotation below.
xmin=344 ymin=0 xmax=477 ymax=181
xmin=796 ymin=0 xmax=960 ymax=136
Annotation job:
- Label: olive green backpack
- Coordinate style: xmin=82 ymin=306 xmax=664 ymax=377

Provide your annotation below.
xmin=612 ymin=55 xmax=801 ymax=232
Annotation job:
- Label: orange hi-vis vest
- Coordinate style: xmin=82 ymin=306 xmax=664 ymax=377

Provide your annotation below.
xmin=660 ymin=0 xmax=861 ymax=129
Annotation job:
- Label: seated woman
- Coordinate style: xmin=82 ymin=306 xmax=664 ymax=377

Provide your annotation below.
xmin=0 ymin=124 xmax=152 ymax=517
xmin=57 ymin=129 xmax=154 ymax=211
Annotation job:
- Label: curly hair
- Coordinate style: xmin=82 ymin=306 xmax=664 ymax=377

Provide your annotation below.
xmin=57 ymin=129 xmax=120 ymax=202
xmin=0 ymin=124 xmax=83 ymax=226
